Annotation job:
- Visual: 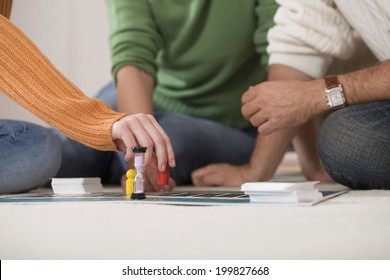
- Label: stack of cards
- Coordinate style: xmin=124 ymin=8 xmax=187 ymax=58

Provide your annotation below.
xmin=51 ymin=177 xmax=103 ymax=194
xmin=241 ymin=181 xmax=322 ymax=204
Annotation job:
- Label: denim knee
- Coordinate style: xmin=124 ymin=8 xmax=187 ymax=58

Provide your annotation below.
xmin=0 ymin=120 xmax=61 ymax=193
xmin=317 ymin=102 xmax=390 ymax=190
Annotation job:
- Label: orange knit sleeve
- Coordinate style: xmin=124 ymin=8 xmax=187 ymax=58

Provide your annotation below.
xmin=0 ymin=15 xmax=127 ymax=151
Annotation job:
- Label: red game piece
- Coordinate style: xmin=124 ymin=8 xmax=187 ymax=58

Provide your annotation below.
xmin=157 ymin=167 xmax=169 ymax=185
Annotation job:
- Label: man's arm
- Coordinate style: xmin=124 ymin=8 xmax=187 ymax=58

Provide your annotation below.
xmin=339 ymin=60 xmax=390 ymax=104
xmin=241 ymin=64 xmax=314 ymax=182
xmin=243 ymin=64 xmax=331 ymax=183
xmin=242 ymin=61 xmax=390 ymax=136
xmin=191 ymin=64 xmax=331 ymax=186
xmin=238 ymin=61 xmax=390 ymax=183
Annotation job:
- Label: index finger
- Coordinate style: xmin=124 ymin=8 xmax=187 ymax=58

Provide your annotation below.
xmin=146 ymin=115 xmax=176 ymax=168
xmin=241 ymin=86 xmax=257 ymax=104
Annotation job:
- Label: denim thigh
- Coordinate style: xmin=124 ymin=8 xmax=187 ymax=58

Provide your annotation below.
xmin=0 ymin=120 xmax=61 ymax=193
xmin=155 ymin=112 xmax=256 ymax=185
xmin=317 ymin=101 xmax=390 ymax=190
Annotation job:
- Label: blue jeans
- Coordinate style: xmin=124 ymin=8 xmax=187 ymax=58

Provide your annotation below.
xmin=317 ymin=101 xmax=390 ymax=190
xmin=52 ymin=82 xmax=257 ymax=185
xmin=0 ymin=120 xmax=61 ymax=194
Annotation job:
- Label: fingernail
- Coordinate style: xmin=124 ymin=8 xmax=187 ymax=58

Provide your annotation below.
xmin=170 ymin=159 xmax=176 ymax=167
xmin=161 ymin=164 xmax=166 ymax=171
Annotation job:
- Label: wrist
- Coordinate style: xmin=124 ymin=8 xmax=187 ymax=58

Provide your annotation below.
xmin=246 ymin=161 xmax=275 ymax=182
xmin=311 ymin=79 xmax=332 ymax=114
xmin=323 ymin=75 xmax=348 ymax=110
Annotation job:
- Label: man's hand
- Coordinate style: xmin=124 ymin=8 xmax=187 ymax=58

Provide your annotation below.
xmin=191 ymin=163 xmax=257 ymax=187
xmin=241 ymin=79 xmax=328 ymax=135
xmin=112 ymin=113 xmax=175 ymax=172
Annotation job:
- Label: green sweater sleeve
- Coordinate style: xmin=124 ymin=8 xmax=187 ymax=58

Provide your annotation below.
xmin=105 ymin=0 xmax=162 ymax=83
xmin=254 ymin=0 xmax=278 ymax=67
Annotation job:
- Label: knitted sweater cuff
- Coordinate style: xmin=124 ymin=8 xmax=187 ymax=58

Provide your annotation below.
xmin=269 ymin=53 xmax=332 ymax=79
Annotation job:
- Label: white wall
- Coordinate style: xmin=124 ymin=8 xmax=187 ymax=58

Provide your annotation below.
xmin=0 ymin=0 xmax=112 ymax=126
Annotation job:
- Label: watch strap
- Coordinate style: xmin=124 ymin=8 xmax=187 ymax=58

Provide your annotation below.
xmin=324 ymin=75 xmax=339 ymax=89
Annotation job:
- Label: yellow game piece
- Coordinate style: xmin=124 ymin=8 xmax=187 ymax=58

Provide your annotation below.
xmin=126 ymin=169 xmax=135 ymax=197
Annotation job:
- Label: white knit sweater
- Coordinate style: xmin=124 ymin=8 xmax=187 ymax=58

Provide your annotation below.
xmin=268 ymin=0 xmax=390 ymax=78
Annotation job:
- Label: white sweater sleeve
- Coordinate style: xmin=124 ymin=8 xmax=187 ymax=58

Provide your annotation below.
xmin=268 ymin=0 xmax=356 ymax=78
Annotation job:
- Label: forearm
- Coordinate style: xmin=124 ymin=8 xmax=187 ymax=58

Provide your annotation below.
xmin=115 ymin=65 xmax=155 ymax=170
xmin=116 ymin=65 xmax=155 ymax=114
xmin=0 ymin=15 xmax=126 ymax=151
xmin=269 ymin=61 xmax=390 ymax=112
xmin=339 ymin=60 xmax=390 ymax=105
xmin=247 ymin=129 xmax=296 ymax=181
xmin=246 ymin=64 xmax=314 ymax=180
xmin=268 ymin=64 xmax=333 ymax=180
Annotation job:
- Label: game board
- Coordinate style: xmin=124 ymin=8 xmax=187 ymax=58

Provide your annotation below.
xmin=0 ymin=189 xmax=348 ymax=206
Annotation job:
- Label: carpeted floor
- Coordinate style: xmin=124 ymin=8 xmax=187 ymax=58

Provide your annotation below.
xmin=1 ymin=152 xmax=389 ymax=260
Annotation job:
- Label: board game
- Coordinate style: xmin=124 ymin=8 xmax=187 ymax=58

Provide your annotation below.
xmin=0 ymin=189 xmax=348 ymax=206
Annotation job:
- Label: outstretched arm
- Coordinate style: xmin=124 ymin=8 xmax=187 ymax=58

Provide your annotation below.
xmin=0 ymin=14 xmax=175 ymax=171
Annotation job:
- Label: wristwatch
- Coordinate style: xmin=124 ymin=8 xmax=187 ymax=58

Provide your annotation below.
xmin=324 ymin=75 xmax=347 ymax=110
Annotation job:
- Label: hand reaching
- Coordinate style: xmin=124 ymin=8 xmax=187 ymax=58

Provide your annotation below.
xmin=111 ymin=113 xmax=175 ymax=172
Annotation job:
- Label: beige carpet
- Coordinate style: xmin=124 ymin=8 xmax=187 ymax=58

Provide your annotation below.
xmin=1 ymin=153 xmax=389 ymax=260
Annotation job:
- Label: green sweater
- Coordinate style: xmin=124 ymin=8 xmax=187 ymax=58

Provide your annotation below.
xmin=106 ymin=0 xmax=278 ymax=129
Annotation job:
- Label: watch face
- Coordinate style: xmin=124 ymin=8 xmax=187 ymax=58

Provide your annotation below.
xmin=327 ymin=86 xmax=345 ymax=107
